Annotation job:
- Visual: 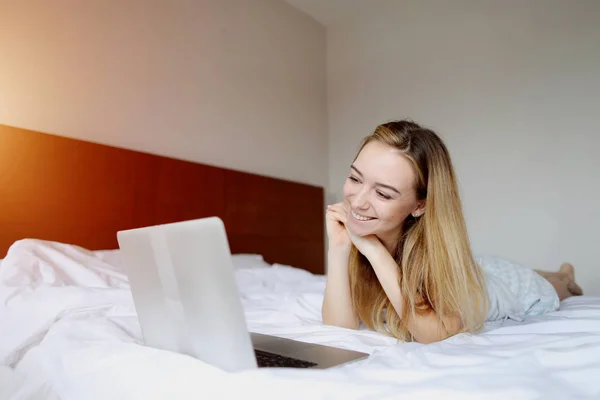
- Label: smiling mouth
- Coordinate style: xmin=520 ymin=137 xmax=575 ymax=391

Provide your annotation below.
xmin=351 ymin=210 xmax=376 ymax=221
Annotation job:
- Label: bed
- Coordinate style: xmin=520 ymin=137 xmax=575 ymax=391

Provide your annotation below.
xmin=1 ymin=124 xmax=600 ymax=400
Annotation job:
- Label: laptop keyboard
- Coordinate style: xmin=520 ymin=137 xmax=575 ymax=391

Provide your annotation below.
xmin=254 ymin=349 xmax=318 ymax=368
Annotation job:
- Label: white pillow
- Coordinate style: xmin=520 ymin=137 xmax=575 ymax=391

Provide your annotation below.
xmin=231 ymin=254 xmax=270 ymax=269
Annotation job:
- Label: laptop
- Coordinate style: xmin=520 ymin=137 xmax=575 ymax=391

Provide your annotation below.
xmin=116 ymin=217 xmax=368 ymax=372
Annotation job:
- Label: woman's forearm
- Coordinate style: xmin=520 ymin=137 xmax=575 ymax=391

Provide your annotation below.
xmin=368 ymin=250 xmax=462 ymax=344
xmin=322 ymin=248 xmax=359 ymax=329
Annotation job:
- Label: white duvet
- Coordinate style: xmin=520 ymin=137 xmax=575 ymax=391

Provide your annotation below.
xmin=1 ymin=239 xmax=600 ymax=400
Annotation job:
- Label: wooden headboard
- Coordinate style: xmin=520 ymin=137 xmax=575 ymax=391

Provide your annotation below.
xmin=0 ymin=124 xmax=325 ymax=274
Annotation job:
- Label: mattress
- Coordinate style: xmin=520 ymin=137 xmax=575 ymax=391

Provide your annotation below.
xmin=1 ymin=239 xmax=600 ymax=400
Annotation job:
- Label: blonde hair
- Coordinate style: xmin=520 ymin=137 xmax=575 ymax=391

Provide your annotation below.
xmin=348 ymin=120 xmax=488 ymax=341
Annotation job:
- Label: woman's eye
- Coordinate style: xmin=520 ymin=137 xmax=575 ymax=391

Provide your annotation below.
xmin=377 ymin=191 xmax=391 ymax=200
xmin=348 ymin=176 xmax=360 ymax=183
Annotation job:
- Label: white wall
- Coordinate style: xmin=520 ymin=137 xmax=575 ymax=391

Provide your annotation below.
xmin=328 ymin=0 xmax=600 ymax=294
xmin=0 ymin=0 xmax=327 ymax=187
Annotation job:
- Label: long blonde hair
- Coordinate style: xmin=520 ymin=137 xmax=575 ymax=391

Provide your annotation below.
xmin=348 ymin=120 xmax=488 ymax=341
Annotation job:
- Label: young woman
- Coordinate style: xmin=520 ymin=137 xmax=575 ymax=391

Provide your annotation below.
xmin=322 ymin=120 xmax=582 ymax=344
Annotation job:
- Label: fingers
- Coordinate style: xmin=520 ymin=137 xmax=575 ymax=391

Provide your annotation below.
xmin=326 ymin=209 xmax=346 ymax=225
xmin=327 ymin=202 xmax=347 ymax=215
xmin=327 ymin=203 xmax=348 ymax=224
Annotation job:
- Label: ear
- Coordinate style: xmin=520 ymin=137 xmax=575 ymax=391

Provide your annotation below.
xmin=411 ymin=200 xmax=426 ymax=217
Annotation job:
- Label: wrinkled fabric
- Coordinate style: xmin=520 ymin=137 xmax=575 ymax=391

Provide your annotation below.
xmin=477 ymin=255 xmax=560 ymax=322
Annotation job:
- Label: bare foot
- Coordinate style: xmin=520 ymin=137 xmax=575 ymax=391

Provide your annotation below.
xmin=559 ymin=263 xmax=575 ymax=280
xmin=560 ymin=263 xmax=583 ymax=296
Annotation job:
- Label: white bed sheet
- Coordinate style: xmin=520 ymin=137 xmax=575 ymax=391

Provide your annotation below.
xmin=1 ymin=239 xmax=600 ymax=400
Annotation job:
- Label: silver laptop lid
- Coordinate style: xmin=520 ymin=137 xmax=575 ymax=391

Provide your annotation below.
xmin=117 ymin=217 xmax=258 ymax=372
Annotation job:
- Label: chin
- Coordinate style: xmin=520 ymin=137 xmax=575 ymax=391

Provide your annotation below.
xmin=355 ymin=229 xmax=376 ymax=237
xmin=347 ymin=222 xmax=377 ymax=237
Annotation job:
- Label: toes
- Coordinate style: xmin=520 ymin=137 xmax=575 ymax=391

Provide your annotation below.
xmin=560 ymin=263 xmax=575 ymax=278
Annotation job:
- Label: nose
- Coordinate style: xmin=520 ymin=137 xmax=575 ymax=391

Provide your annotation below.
xmin=350 ymin=187 xmax=370 ymax=210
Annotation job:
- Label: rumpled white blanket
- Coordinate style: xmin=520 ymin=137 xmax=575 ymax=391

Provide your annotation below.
xmin=1 ymin=239 xmax=600 ymax=400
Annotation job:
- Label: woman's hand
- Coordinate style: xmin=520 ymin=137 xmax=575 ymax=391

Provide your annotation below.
xmin=345 ymin=225 xmax=386 ymax=261
xmin=326 ymin=202 xmax=351 ymax=252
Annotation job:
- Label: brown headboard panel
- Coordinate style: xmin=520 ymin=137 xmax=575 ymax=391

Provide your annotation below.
xmin=0 ymin=124 xmax=325 ymax=274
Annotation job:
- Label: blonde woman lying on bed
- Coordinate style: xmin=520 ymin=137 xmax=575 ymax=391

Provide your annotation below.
xmin=322 ymin=120 xmax=583 ymax=344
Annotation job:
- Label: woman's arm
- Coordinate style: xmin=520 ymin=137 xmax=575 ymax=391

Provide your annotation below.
xmin=347 ymin=231 xmax=462 ymax=344
xmin=367 ymin=250 xmax=462 ymax=344
xmin=322 ymin=248 xmax=360 ymax=329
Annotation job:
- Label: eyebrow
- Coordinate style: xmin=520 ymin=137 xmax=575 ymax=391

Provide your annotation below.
xmin=350 ymin=165 xmax=401 ymax=195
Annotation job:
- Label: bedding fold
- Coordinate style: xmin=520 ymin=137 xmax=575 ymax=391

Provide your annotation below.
xmin=1 ymin=239 xmax=600 ymax=400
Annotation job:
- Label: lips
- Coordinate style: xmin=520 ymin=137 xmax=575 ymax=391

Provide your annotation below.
xmin=351 ymin=210 xmax=375 ymax=221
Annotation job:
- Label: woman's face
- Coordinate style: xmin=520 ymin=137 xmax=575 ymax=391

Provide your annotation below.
xmin=343 ymin=140 xmax=424 ymax=243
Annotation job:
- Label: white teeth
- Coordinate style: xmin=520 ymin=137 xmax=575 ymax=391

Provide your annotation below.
xmin=351 ymin=210 xmax=374 ymax=221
